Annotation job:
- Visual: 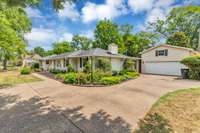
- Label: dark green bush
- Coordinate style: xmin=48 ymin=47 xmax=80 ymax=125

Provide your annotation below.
xmin=67 ymin=64 xmax=75 ymax=72
xmin=112 ymin=70 xmax=119 ymax=76
xmin=181 ymin=55 xmax=200 ymax=80
xmin=31 ymin=63 xmax=39 ymax=69
xmin=21 ymin=67 xmax=31 ymax=75
xmin=92 ymin=70 xmax=112 ymax=84
xmin=135 ymin=113 xmax=172 ymax=133
xmin=83 ymin=61 xmax=91 ymax=73
xmin=64 ymin=73 xmax=77 ymax=84
xmin=99 ymin=76 xmax=122 ymax=85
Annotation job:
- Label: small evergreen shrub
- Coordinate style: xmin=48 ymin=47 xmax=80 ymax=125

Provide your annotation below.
xmin=112 ymin=70 xmax=119 ymax=76
xmin=67 ymin=64 xmax=75 ymax=72
xmin=31 ymin=63 xmax=39 ymax=69
xmin=21 ymin=67 xmax=31 ymax=75
xmin=83 ymin=61 xmax=91 ymax=73
xmin=64 ymin=73 xmax=77 ymax=84
xmin=135 ymin=113 xmax=172 ymax=133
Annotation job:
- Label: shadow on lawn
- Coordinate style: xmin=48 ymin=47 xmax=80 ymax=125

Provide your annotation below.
xmin=0 ymin=93 xmax=132 ymax=133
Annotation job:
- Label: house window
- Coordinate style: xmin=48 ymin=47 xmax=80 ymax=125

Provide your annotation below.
xmin=156 ymin=49 xmax=168 ymax=56
xmin=80 ymin=58 xmax=83 ymax=68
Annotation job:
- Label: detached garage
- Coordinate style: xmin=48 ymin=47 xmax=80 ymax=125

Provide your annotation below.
xmin=141 ymin=44 xmax=198 ymax=76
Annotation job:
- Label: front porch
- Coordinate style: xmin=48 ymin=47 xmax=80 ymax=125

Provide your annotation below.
xmin=41 ymin=56 xmax=140 ymax=72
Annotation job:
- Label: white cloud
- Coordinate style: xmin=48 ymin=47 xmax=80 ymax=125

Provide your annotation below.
xmin=58 ymin=3 xmax=80 ymax=21
xmin=128 ymin=0 xmax=155 ymax=13
xmin=25 ymin=28 xmax=55 ymax=42
xmin=25 ymin=7 xmax=43 ymax=18
xmin=59 ymin=33 xmax=73 ymax=42
xmin=155 ymin=0 xmax=175 ymax=8
xmin=25 ymin=27 xmax=74 ymax=49
xmin=81 ymin=0 xmax=127 ymax=23
xmin=146 ymin=8 xmax=166 ymax=23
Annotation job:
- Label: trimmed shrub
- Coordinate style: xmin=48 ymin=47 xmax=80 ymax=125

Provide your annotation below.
xmin=77 ymin=72 xmax=89 ymax=84
xmin=135 ymin=113 xmax=172 ymax=133
xmin=83 ymin=61 xmax=91 ymax=73
xmin=31 ymin=62 xmax=39 ymax=69
xmin=92 ymin=69 xmax=112 ymax=84
xmin=64 ymin=73 xmax=77 ymax=84
xmin=112 ymin=70 xmax=119 ymax=76
xmin=181 ymin=55 xmax=200 ymax=80
xmin=100 ymin=76 xmax=122 ymax=85
xmin=21 ymin=67 xmax=31 ymax=75
xmin=67 ymin=64 xmax=75 ymax=72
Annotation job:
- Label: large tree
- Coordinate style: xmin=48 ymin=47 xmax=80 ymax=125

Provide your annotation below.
xmin=166 ymin=32 xmax=190 ymax=47
xmin=149 ymin=5 xmax=200 ymax=49
xmin=53 ymin=41 xmax=73 ymax=54
xmin=71 ymin=35 xmax=92 ymax=50
xmin=34 ymin=46 xmax=46 ymax=57
xmin=0 ymin=0 xmax=77 ymax=10
xmin=123 ymin=34 xmax=151 ymax=57
xmin=0 ymin=7 xmax=31 ymax=70
xmin=94 ymin=19 xmax=125 ymax=53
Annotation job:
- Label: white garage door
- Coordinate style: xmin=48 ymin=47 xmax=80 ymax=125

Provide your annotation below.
xmin=142 ymin=62 xmax=186 ymax=76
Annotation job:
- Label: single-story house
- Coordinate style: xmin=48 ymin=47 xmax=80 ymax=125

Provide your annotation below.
xmin=23 ymin=54 xmax=41 ymax=67
xmin=40 ymin=44 xmax=140 ymax=72
xmin=141 ymin=44 xmax=198 ymax=76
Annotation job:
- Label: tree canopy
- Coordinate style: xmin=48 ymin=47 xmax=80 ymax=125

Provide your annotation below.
xmin=53 ymin=41 xmax=73 ymax=54
xmin=0 ymin=6 xmax=31 ymax=69
xmin=149 ymin=5 xmax=200 ymax=49
xmin=71 ymin=35 xmax=92 ymax=50
xmin=94 ymin=19 xmax=125 ymax=53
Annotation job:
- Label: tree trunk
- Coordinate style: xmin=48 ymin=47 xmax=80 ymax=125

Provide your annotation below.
xmin=3 ymin=59 xmax=7 ymax=70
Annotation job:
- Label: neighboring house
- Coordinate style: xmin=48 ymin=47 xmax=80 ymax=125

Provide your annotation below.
xmin=141 ymin=44 xmax=198 ymax=76
xmin=40 ymin=44 xmax=140 ymax=72
xmin=23 ymin=54 xmax=41 ymax=67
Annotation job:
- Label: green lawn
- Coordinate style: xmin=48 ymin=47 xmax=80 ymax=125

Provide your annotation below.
xmin=0 ymin=71 xmax=42 ymax=88
xmin=147 ymin=88 xmax=200 ymax=133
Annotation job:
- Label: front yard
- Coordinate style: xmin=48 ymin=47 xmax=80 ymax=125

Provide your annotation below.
xmin=0 ymin=71 xmax=41 ymax=88
xmin=136 ymin=88 xmax=200 ymax=133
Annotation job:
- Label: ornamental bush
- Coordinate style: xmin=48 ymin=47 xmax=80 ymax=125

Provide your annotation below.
xmin=67 ymin=64 xmax=75 ymax=72
xmin=181 ymin=55 xmax=200 ymax=80
xmin=21 ymin=67 xmax=31 ymax=75
xmin=100 ymin=76 xmax=122 ymax=85
xmin=64 ymin=73 xmax=77 ymax=84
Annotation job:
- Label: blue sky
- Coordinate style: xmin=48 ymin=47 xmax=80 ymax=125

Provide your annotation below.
xmin=24 ymin=0 xmax=200 ymax=50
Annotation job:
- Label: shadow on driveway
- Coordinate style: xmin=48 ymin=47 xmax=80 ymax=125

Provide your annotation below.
xmin=0 ymin=93 xmax=132 ymax=133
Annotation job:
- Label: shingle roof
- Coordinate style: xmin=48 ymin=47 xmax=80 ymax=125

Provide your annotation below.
xmin=41 ymin=48 xmax=140 ymax=60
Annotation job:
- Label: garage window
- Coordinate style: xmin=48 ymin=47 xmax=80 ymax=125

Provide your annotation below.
xmin=156 ymin=49 xmax=168 ymax=56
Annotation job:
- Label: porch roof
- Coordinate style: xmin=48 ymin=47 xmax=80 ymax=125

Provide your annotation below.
xmin=41 ymin=48 xmax=140 ymax=60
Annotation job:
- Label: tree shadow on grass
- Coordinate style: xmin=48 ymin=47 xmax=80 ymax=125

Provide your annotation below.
xmin=0 ymin=93 xmax=132 ymax=133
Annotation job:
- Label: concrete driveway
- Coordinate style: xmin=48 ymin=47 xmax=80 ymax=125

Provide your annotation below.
xmin=0 ymin=74 xmax=200 ymax=133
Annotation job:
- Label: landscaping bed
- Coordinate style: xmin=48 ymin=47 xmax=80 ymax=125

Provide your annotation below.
xmin=135 ymin=88 xmax=200 ymax=133
xmin=49 ymin=69 xmax=139 ymax=86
